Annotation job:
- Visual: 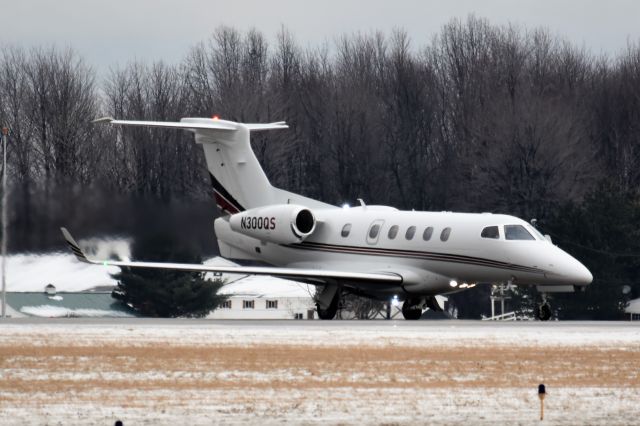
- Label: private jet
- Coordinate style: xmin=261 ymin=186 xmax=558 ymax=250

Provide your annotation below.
xmin=62 ymin=117 xmax=592 ymax=320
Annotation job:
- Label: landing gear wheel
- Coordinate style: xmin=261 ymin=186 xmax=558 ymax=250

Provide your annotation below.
xmin=402 ymin=300 xmax=423 ymax=320
xmin=536 ymin=302 xmax=552 ymax=321
xmin=316 ymin=292 xmax=339 ymax=320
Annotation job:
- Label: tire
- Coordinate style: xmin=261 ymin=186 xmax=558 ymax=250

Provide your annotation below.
xmin=402 ymin=300 xmax=422 ymax=320
xmin=316 ymin=293 xmax=339 ymax=320
xmin=536 ymin=303 xmax=552 ymax=321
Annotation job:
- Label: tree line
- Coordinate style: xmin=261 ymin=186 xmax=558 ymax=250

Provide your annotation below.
xmin=0 ymin=16 xmax=638 ymax=318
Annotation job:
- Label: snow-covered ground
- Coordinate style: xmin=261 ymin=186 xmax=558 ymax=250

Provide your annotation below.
xmin=0 ymin=321 xmax=638 ymax=425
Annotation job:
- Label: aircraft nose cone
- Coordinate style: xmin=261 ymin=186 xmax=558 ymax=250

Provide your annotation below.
xmin=566 ymin=258 xmax=593 ymax=285
xmin=577 ymin=263 xmax=593 ymax=285
xmin=554 ymin=247 xmax=593 ymax=285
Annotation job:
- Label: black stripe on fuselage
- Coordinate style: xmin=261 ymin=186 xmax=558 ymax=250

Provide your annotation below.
xmin=287 ymin=241 xmax=546 ymax=274
xmin=209 ymin=172 xmax=245 ymax=213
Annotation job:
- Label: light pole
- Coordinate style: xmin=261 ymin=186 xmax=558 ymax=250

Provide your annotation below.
xmin=1 ymin=126 xmax=7 ymax=318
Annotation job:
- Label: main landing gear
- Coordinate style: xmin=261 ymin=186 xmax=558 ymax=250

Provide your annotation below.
xmin=402 ymin=296 xmax=443 ymax=320
xmin=402 ymin=298 xmax=423 ymax=320
xmin=317 ymin=293 xmax=339 ymax=320
xmin=535 ymin=294 xmax=552 ymax=321
xmin=316 ymin=283 xmax=340 ymax=320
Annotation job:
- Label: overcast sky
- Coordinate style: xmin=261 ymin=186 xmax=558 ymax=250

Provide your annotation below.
xmin=3 ymin=0 xmax=640 ymax=73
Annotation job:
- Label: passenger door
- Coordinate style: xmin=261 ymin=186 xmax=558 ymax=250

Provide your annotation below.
xmin=366 ymin=220 xmax=385 ymax=245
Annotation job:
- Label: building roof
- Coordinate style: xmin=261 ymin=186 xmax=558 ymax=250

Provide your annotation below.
xmin=625 ymin=298 xmax=640 ymax=314
xmin=7 ymin=253 xmax=120 ymax=292
xmin=218 ymin=275 xmax=315 ymax=298
xmin=7 ymin=292 xmax=136 ymax=318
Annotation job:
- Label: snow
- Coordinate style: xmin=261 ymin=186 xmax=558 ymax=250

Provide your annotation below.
xmin=18 ymin=305 xmax=134 ymax=318
xmin=6 ymin=253 xmax=119 ymax=292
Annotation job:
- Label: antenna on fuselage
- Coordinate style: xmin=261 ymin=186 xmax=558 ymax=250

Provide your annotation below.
xmin=357 ymin=198 xmax=366 ymax=207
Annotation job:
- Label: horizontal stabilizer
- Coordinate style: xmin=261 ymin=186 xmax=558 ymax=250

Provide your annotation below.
xmin=93 ymin=117 xmax=288 ymax=132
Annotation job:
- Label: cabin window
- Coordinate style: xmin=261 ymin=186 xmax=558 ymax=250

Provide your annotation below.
xmin=368 ymin=224 xmax=380 ymax=239
xmin=405 ymin=226 xmax=416 ymax=240
xmin=341 ymin=223 xmax=352 ymax=238
xmin=388 ymin=225 xmax=399 ymax=239
xmin=440 ymin=227 xmax=451 ymax=242
xmin=266 ymin=300 xmax=278 ymax=309
xmin=243 ymin=300 xmax=255 ymax=309
xmin=505 ymin=224 xmax=535 ymax=240
xmin=481 ymin=226 xmax=500 ymax=239
xmin=221 ymin=300 xmax=232 ymax=309
xmin=422 ymin=226 xmax=434 ymax=241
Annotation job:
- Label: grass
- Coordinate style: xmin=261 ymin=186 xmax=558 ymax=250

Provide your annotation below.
xmin=1 ymin=343 xmax=639 ymax=398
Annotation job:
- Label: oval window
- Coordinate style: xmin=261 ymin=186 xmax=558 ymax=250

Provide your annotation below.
xmin=368 ymin=224 xmax=380 ymax=239
xmin=422 ymin=227 xmax=434 ymax=241
xmin=405 ymin=226 xmax=416 ymax=240
xmin=440 ymin=227 xmax=451 ymax=242
xmin=341 ymin=223 xmax=352 ymax=238
xmin=388 ymin=225 xmax=399 ymax=239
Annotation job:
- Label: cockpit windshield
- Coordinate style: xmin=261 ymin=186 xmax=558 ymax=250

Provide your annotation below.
xmin=504 ymin=224 xmax=535 ymax=240
xmin=526 ymin=224 xmax=546 ymax=240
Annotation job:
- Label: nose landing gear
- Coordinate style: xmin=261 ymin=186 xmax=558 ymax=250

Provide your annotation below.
xmin=535 ymin=294 xmax=552 ymax=321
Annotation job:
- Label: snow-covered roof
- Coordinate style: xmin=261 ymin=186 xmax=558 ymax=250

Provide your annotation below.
xmin=625 ymin=298 xmax=640 ymax=314
xmin=6 ymin=253 xmax=119 ymax=292
xmin=219 ymin=275 xmax=315 ymax=298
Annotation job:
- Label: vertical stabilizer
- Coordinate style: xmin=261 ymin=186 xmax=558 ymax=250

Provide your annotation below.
xmin=101 ymin=117 xmax=332 ymax=215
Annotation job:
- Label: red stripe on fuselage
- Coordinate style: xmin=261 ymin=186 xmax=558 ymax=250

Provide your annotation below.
xmin=214 ymin=191 xmax=240 ymax=215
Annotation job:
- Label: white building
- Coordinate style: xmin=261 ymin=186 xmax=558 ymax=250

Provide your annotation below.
xmin=208 ymin=274 xmax=317 ymax=320
xmin=625 ymin=298 xmax=640 ymax=320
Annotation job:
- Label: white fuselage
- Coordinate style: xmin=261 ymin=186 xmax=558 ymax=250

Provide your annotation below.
xmin=215 ymin=205 xmax=592 ymax=299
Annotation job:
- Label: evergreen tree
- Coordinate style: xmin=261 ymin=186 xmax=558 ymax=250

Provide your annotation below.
xmin=111 ymin=232 xmax=226 ymax=317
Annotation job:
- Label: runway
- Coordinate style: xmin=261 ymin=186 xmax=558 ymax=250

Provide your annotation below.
xmin=4 ymin=316 xmax=640 ymax=328
xmin=1 ymin=319 xmax=639 ymax=425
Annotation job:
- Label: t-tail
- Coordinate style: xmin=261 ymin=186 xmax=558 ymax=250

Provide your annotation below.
xmin=93 ymin=116 xmax=331 ymax=215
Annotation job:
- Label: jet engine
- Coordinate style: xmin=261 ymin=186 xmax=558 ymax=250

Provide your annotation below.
xmin=229 ymin=204 xmax=316 ymax=244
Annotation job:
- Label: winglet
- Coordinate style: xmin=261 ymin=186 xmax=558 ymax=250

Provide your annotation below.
xmin=91 ymin=116 xmax=115 ymax=124
xmin=60 ymin=227 xmax=91 ymax=263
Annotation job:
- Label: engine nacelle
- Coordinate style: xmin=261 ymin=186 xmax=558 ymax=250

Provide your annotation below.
xmin=229 ymin=204 xmax=316 ymax=244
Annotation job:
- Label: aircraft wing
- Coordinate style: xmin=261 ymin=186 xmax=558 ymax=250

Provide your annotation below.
xmin=61 ymin=228 xmax=402 ymax=285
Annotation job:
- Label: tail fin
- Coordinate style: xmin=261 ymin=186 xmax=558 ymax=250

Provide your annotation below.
xmin=99 ymin=117 xmax=331 ymax=214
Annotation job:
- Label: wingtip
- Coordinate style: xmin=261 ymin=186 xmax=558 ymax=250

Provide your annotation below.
xmin=91 ymin=116 xmax=115 ymax=124
xmin=60 ymin=227 xmax=90 ymax=263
